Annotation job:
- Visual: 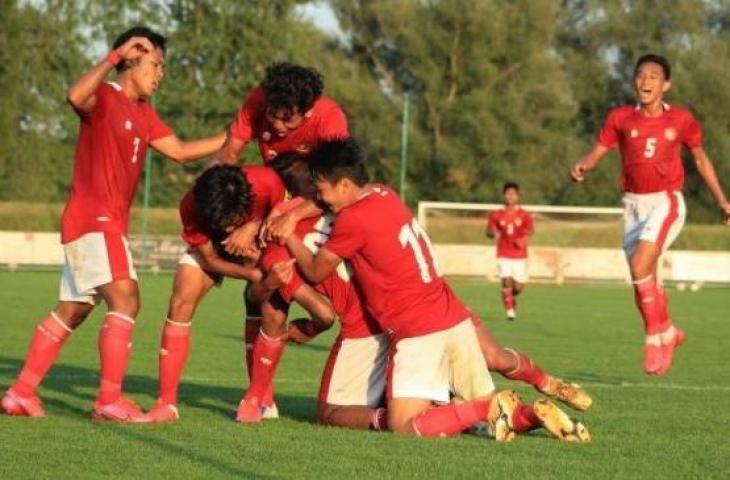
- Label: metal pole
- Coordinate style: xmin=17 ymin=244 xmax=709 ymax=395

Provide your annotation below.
xmin=139 ymin=101 xmax=154 ymax=271
xmin=399 ymin=90 xmax=411 ymax=202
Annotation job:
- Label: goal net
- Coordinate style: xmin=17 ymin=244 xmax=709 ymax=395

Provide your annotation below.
xmin=416 ymin=201 xmax=626 ymax=283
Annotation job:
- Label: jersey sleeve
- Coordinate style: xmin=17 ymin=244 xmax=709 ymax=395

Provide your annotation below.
xmin=146 ymin=104 xmax=174 ymax=141
xmin=179 ymin=190 xmax=211 ymax=247
xmin=247 ymin=167 xmax=287 ymax=220
xmin=681 ymin=111 xmax=703 ymax=149
xmin=318 ymin=101 xmax=349 ymax=141
xmin=230 ymin=86 xmax=265 ymax=143
xmin=597 ymin=109 xmax=620 ymax=149
xmin=524 ymin=212 xmax=534 ymax=232
xmin=486 ymin=212 xmax=498 ymax=231
xmin=323 ymin=208 xmax=365 ymax=259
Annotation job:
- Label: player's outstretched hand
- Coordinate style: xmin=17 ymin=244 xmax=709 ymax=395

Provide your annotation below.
xmin=266 ymin=212 xmax=297 ymax=245
xmin=287 ymin=318 xmax=322 ymax=344
xmin=115 ymin=36 xmax=155 ymax=61
xmin=570 ymin=162 xmax=586 ymax=182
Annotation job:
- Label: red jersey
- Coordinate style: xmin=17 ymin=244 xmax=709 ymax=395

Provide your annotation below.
xmin=323 ymin=186 xmax=471 ymax=340
xmin=61 ymin=82 xmax=173 ymax=243
xmin=598 ymin=104 xmax=702 ymax=194
xmin=229 ymin=86 xmax=349 ymax=163
xmin=261 ymin=207 xmax=380 ymax=340
xmin=486 ymin=207 xmax=533 ymax=259
xmin=179 ymin=165 xmax=285 ymax=247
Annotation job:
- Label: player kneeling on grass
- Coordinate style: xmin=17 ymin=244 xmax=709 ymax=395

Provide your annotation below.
xmin=278 ymin=139 xmax=590 ymax=441
xmin=570 ymin=54 xmax=730 ymax=375
xmin=257 ymin=154 xmax=591 ymax=431
xmin=143 ymin=164 xmax=335 ymax=422
xmin=486 ymin=182 xmax=533 ymax=321
xmin=2 ymin=26 xmax=226 ymax=421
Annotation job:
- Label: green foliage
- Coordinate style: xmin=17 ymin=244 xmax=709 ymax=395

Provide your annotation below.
xmin=1 ymin=0 xmax=729 ymax=223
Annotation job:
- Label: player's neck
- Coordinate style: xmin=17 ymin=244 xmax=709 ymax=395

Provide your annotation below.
xmin=638 ymin=100 xmax=666 ymax=118
xmin=115 ymin=75 xmax=143 ymax=102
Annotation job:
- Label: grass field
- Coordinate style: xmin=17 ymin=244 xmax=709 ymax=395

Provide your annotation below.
xmin=0 ymin=271 xmax=728 ymax=479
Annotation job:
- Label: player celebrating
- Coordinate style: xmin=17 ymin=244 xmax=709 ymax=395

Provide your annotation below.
xmin=211 ymin=62 xmax=349 ymax=411
xmin=281 ymin=139 xmax=590 ymax=441
xmin=486 ymin=182 xmax=533 ymax=321
xmin=1 ymin=27 xmax=226 ymax=421
xmin=570 ymin=54 xmax=730 ymax=375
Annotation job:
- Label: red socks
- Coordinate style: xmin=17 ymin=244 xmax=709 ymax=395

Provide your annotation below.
xmin=244 ymin=316 xmax=261 ymax=380
xmin=158 ymin=319 xmax=191 ymax=405
xmin=501 ymin=287 xmax=515 ymax=311
xmin=97 ymin=312 xmax=135 ymax=405
xmin=504 ymin=349 xmax=549 ymax=391
xmin=411 ymin=399 xmax=490 ymax=437
xmin=244 ymin=330 xmax=285 ymax=402
xmin=512 ymin=404 xmax=541 ymax=432
xmin=12 ymin=313 xmax=72 ymax=397
xmin=633 ymin=276 xmax=669 ymax=336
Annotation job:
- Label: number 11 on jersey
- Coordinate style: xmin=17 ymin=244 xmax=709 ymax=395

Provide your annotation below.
xmin=399 ymin=219 xmax=443 ymax=283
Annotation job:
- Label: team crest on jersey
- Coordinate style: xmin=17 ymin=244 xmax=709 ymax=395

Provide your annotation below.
xmin=124 ymin=120 xmax=133 ymax=131
xmin=262 ymin=131 xmax=271 ymax=141
xmin=515 ymin=218 xmax=522 ymax=227
xmin=630 ymin=129 xmax=638 ymax=138
xmin=499 ymin=220 xmax=506 ymax=227
xmin=665 ymin=128 xmax=677 ymax=141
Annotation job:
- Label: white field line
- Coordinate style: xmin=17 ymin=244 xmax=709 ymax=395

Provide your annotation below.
xmin=7 ymin=373 xmax=730 ymax=392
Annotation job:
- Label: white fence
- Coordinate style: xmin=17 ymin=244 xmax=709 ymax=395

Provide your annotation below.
xmin=1 ymin=231 xmax=729 ymax=283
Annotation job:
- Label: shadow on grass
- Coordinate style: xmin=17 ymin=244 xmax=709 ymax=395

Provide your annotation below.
xmin=0 ymin=355 xmax=316 ymax=423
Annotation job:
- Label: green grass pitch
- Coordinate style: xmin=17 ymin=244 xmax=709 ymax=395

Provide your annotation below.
xmin=0 ymin=271 xmax=728 ymax=479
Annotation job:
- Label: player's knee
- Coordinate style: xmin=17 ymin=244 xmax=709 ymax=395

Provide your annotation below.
xmin=513 ymin=283 xmax=524 ymax=295
xmin=168 ymin=295 xmax=197 ymax=323
xmin=54 ymin=302 xmax=93 ymax=329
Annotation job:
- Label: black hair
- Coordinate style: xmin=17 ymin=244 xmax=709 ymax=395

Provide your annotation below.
xmin=262 ymin=62 xmax=324 ymax=118
xmin=192 ymin=165 xmax=253 ymax=233
xmin=269 ymin=153 xmax=316 ymax=199
xmin=112 ymin=26 xmax=167 ymax=73
xmin=309 ymin=139 xmax=369 ymax=187
xmin=503 ymin=181 xmax=520 ymax=193
xmin=634 ymin=54 xmax=671 ymax=80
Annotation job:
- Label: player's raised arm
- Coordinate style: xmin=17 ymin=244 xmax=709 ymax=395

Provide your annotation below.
xmin=66 ymin=36 xmax=154 ymax=113
xmin=151 ymin=131 xmax=227 ymax=164
xmin=570 ymin=143 xmax=611 ymax=182
xmin=689 ymin=146 xmax=730 ymax=224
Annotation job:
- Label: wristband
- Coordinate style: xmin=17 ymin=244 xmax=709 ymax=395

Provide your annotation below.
xmin=105 ymin=51 xmax=122 ymax=67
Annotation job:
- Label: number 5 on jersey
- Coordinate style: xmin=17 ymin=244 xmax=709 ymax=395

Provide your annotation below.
xmin=399 ymin=219 xmax=443 ymax=283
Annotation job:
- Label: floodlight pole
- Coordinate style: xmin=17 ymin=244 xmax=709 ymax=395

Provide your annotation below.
xmin=399 ymin=90 xmax=411 ymax=202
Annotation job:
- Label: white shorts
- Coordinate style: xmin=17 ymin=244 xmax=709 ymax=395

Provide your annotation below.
xmin=318 ymin=333 xmax=388 ymax=407
xmin=59 ymin=232 xmax=136 ymax=305
xmin=178 ymin=248 xmax=223 ymax=285
xmin=497 ymin=258 xmax=529 ymax=283
xmin=622 ymin=191 xmax=686 ymax=259
xmin=388 ymin=319 xmax=495 ymax=403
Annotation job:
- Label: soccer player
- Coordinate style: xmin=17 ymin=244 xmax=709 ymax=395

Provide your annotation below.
xmin=1 ymin=26 xmax=226 ymax=421
xmin=486 ymin=182 xmax=533 ymax=321
xmin=211 ymin=62 xmax=349 ymax=398
xmin=570 ymin=54 xmax=730 ymax=375
xmin=143 ymin=164 xmax=335 ymax=422
xmin=282 ymin=139 xmax=590 ymax=441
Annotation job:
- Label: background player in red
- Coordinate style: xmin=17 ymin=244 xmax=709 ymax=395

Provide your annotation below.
xmin=486 ymin=182 xmax=534 ymax=321
xmin=282 ymin=140 xmax=590 ymax=441
xmin=210 ymin=63 xmax=350 ymax=397
xmin=1 ymin=27 xmax=226 ymax=421
xmin=570 ymin=54 xmax=730 ymax=375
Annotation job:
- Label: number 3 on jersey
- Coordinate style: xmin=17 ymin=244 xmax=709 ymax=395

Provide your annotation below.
xmin=399 ymin=219 xmax=443 ymax=283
